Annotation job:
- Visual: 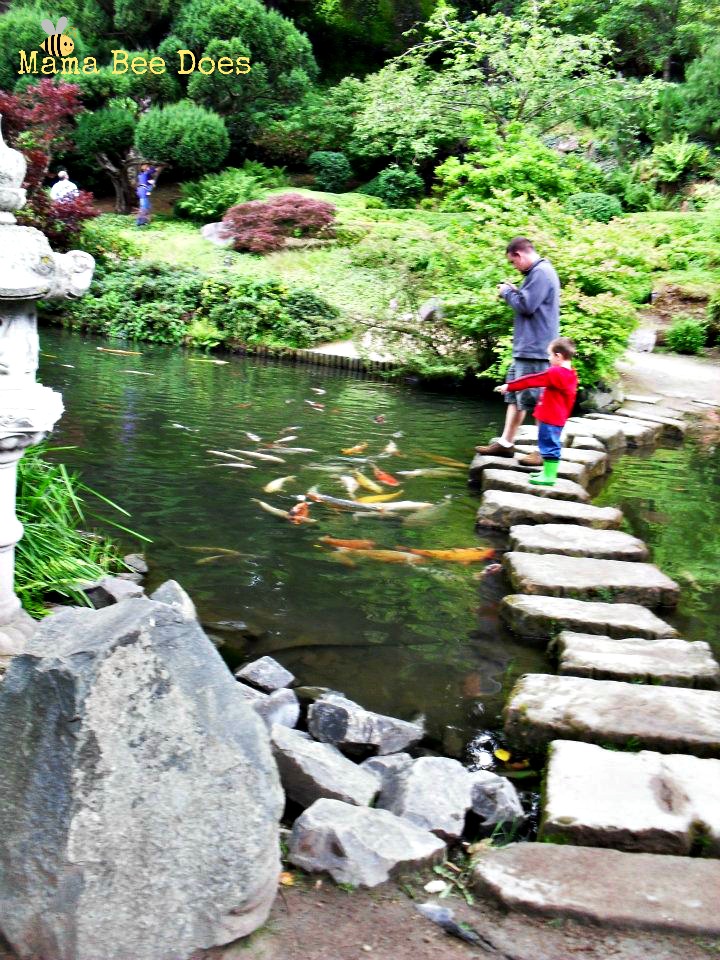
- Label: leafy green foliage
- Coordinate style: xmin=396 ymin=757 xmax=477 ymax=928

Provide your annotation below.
xmin=308 ymin=151 xmax=353 ymax=191
xmin=683 ymin=42 xmax=720 ymax=143
xmin=665 ymin=315 xmax=707 ymax=354
xmin=74 ymin=104 xmax=136 ymax=161
xmin=565 ymin=192 xmax=623 ymax=222
xmin=0 ymin=2 xmax=87 ymax=90
xmin=361 ymin=165 xmax=424 ymax=207
xmin=63 ymin=260 xmax=347 ymax=349
xmin=134 ymin=101 xmax=229 ymax=176
xmin=638 ymin=136 xmax=716 ymax=193
xmin=76 ymin=215 xmax=141 ymax=265
xmin=176 ymin=168 xmax=265 ymax=221
xmin=16 ymin=444 xmax=131 ymax=617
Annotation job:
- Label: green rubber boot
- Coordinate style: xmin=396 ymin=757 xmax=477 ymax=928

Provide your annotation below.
xmin=529 ymin=458 xmax=560 ymax=486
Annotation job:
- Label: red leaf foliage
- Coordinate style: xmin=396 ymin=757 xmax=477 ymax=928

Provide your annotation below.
xmin=221 ymin=193 xmax=336 ymax=254
xmin=17 ymin=190 xmax=100 ymax=251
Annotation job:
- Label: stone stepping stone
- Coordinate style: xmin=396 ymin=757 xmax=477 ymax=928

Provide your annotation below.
xmin=469 ymin=454 xmax=587 ymax=485
xmin=481 ymin=469 xmax=590 ymax=503
xmin=625 ymin=393 xmax=661 ymax=404
xmin=472 ymin=842 xmax=720 ymax=935
xmin=504 ymin=674 xmax=720 ymax=756
xmin=503 ymin=552 xmax=680 ymax=608
xmin=615 ymin=406 xmax=687 ymax=440
xmin=555 ymin=631 xmax=720 ymax=688
xmin=509 ymin=524 xmax=648 ymax=561
xmin=569 ymin=434 xmax=605 ymax=452
xmin=586 ymin=413 xmax=662 ymax=447
xmin=477 ymin=491 xmax=623 ymax=531
xmin=515 ymin=444 xmax=607 ymax=479
xmin=500 ymin=594 xmax=677 ymax=640
xmin=564 ymin=417 xmax=626 ymax=451
xmin=541 ymin=740 xmax=720 ymax=855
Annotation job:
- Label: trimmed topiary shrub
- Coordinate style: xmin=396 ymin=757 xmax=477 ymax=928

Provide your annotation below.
xmin=361 ymin=165 xmax=424 ymax=207
xmin=221 ymin=193 xmax=336 ymax=254
xmin=308 ymin=151 xmax=353 ymax=192
xmin=565 ymin=192 xmax=623 ymax=223
xmin=665 ymin=315 xmax=707 ymax=354
xmin=135 ymin=101 xmax=229 ymax=177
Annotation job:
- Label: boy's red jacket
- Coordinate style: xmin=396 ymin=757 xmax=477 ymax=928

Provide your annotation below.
xmin=505 ymin=366 xmax=578 ymax=426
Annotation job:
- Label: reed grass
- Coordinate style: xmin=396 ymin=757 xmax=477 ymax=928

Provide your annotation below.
xmin=15 ymin=444 xmax=147 ymax=617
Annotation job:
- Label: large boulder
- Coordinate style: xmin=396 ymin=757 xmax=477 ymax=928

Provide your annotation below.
xmin=289 ymin=799 xmax=446 ymax=887
xmin=307 ymin=692 xmax=424 ymax=755
xmin=0 ymin=596 xmax=283 ymax=960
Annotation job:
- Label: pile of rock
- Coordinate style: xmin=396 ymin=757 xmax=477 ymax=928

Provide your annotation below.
xmin=235 ymin=656 xmax=525 ymax=888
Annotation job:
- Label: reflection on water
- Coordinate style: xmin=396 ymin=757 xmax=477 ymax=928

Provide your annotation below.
xmin=39 ymin=328 xmax=546 ymax=746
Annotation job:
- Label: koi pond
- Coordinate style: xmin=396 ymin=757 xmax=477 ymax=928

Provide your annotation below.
xmin=38 ymin=329 xmax=720 ymax=752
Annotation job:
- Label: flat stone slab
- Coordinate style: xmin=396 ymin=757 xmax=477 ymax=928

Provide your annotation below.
xmin=564 ymin=417 xmax=626 ymax=451
xmin=509 ymin=524 xmax=648 ymax=561
xmin=586 ymin=413 xmax=662 ymax=447
xmin=481 ymin=469 xmax=590 ymax=503
xmin=469 ymin=454 xmax=587 ymax=485
xmin=501 ymin=594 xmax=677 ymax=640
xmin=472 ymin=843 xmax=720 ymax=935
xmin=504 ymin=674 xmax=720 ymax=756
xmin=477 ymin=491 xmax=623 ymax=531
xmin=515 ymin=445 xmax=607 ymax=479
xmin=541 ymin=740 xmax=720 ymax=855
xmin=616 ymin=406 xmax=687 ymax=440
xmin=503 ymin=552 xmax=680 ymax=608
xmin=555 ymin=631 xmax=720 ymax=688
xmin=569 ymin=434 xmax=606 ymax=451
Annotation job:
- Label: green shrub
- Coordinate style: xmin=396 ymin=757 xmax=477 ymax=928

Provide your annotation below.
xmin=665 ymin=316 xmax=707 ymax=354
xmin=708 ymin=293 xmax=720 ymax=344
xmin=135 ymin=101 xmax=230 ymax=177
xmin=361 ymin=165 xmax=424 ymax=207
xmin=565 ymin=192 xmax=623 ymax=223
xmin=239 ymin=160 xmax=289 ymax=189
xmin=176 ymin=169 xmax=265 ymax=221
xmin=77 ymin=215 xmax=140 ymax=266
xmin=308 ymin=151 xmax=353 ymax=192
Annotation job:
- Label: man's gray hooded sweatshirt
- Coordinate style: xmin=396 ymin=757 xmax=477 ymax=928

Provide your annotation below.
xmin=501 ymin=257 xmax=560 ymax=359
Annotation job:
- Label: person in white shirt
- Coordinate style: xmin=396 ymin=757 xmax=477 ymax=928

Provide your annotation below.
xmin=50 ymin=169 xmax=79 ymax=202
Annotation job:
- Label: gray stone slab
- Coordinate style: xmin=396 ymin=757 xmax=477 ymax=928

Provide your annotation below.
xmin=469 ymin=454 xmax=588 ymax=485
xmin=500 ymin=594 xmax=678 ymax=641
xmin=616 ymin=407 xmax=687 ymax=440
xmin=555 ymin=631 xmax=720 ymax=688
xmin=625 ymin=394 xmax=661 ymax=404
xmin=504 ymin=674 xmax=720 ymax=756
xmin=541 ymin=740 xmax=720 ymax=855
xmin=515 ymin=445 xmax=607 ymax=479
xmin=509 ymin=524 xmax=648 ymax=561
xmin=472 ymin=843 xmax=720 ymax=935
xmin=564 ymin=417 xmax=626 ymax=450
xmin=569 ymin=434 xmax=606 ymax=451
xmin=586 ymin=413 xmax=662 ymax=447
xmin=477 ymin=491 xmax=623 ymax=531
xmin=503 ymin=552 xmax=680 ymax=608
xmin=481 ymin=469 xmax=590 ymax=503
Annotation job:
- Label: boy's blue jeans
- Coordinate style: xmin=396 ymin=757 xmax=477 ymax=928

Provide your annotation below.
xmin=538 ymin=421 xmax=563 ymax=460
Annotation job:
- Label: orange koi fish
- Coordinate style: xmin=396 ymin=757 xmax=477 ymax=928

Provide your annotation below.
xmin=396 ymin=547 xmax=496 ymax=563
xmin=372 ymin=465 xmax=400 ymax=487
xmin=319 ymin=536 xmax=376 ymax=549
xmin=288 ymin=501 xmax=311 ymax=524
xmin=342 ymin=442 xmax=368 ymax=455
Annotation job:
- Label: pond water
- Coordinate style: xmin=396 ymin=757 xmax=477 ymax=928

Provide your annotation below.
xmin=38 ymin=327 xmax=547 ymax=751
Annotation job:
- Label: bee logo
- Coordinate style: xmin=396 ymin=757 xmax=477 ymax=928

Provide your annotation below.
xmin=40 ymin=17 xmax=74 ymax=57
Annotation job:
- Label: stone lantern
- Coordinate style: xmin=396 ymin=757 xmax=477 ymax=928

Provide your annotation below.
xmin=0 ymin=118 xmax=94 ymax=653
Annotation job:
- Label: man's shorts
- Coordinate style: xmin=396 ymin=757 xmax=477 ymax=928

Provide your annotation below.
xmin=504 ymin=358 xmax=549 ymax=413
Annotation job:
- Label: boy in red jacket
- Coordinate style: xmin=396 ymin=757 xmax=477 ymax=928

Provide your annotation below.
xmin=495 ymin=337 xmax=578 ymax=486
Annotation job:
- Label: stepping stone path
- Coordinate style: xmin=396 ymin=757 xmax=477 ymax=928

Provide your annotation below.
xmin=501 ymin=594 xmax=678 ymax=640
xmin=469 ymin=453 xmax=588 ymax=485
xmin=477 ymin=491 xmax=623 ymax=530
xmin=503 ymin=552 xmax=680 ymax=608
xmin=504 ymin=674 xmax=720 ymax=756
xmin=468 ymin=401 xmax=720 ymax=934
xmin=555 ymin=631 xmax=720 ymax=688
xmin=508 ymin=524 xmax=648 ymax=561
xmin=541 ymin=740 xmax=720 ymax=855
xmin=481 ymin=469 xmax=590 ymax=503
xmin=472 ymin=843 xmax=720 ymax=935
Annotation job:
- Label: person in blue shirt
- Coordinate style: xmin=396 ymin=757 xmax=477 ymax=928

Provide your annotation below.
xmin=135 ymin=163 xmax=156 ymax=227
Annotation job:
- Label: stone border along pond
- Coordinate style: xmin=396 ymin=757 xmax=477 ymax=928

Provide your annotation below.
xmin=470 ymin=400 xmax=720 ymax=936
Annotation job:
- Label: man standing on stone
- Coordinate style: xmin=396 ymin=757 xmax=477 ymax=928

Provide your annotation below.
xmin=476 ymin=237 xmax=560 ymax=458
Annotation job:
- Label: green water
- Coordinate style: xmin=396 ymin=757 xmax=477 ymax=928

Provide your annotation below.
xmin=38 ymin=327 xmax=546 ymax=749
xmin=594 ymin=439 xmax=720 ymax=651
